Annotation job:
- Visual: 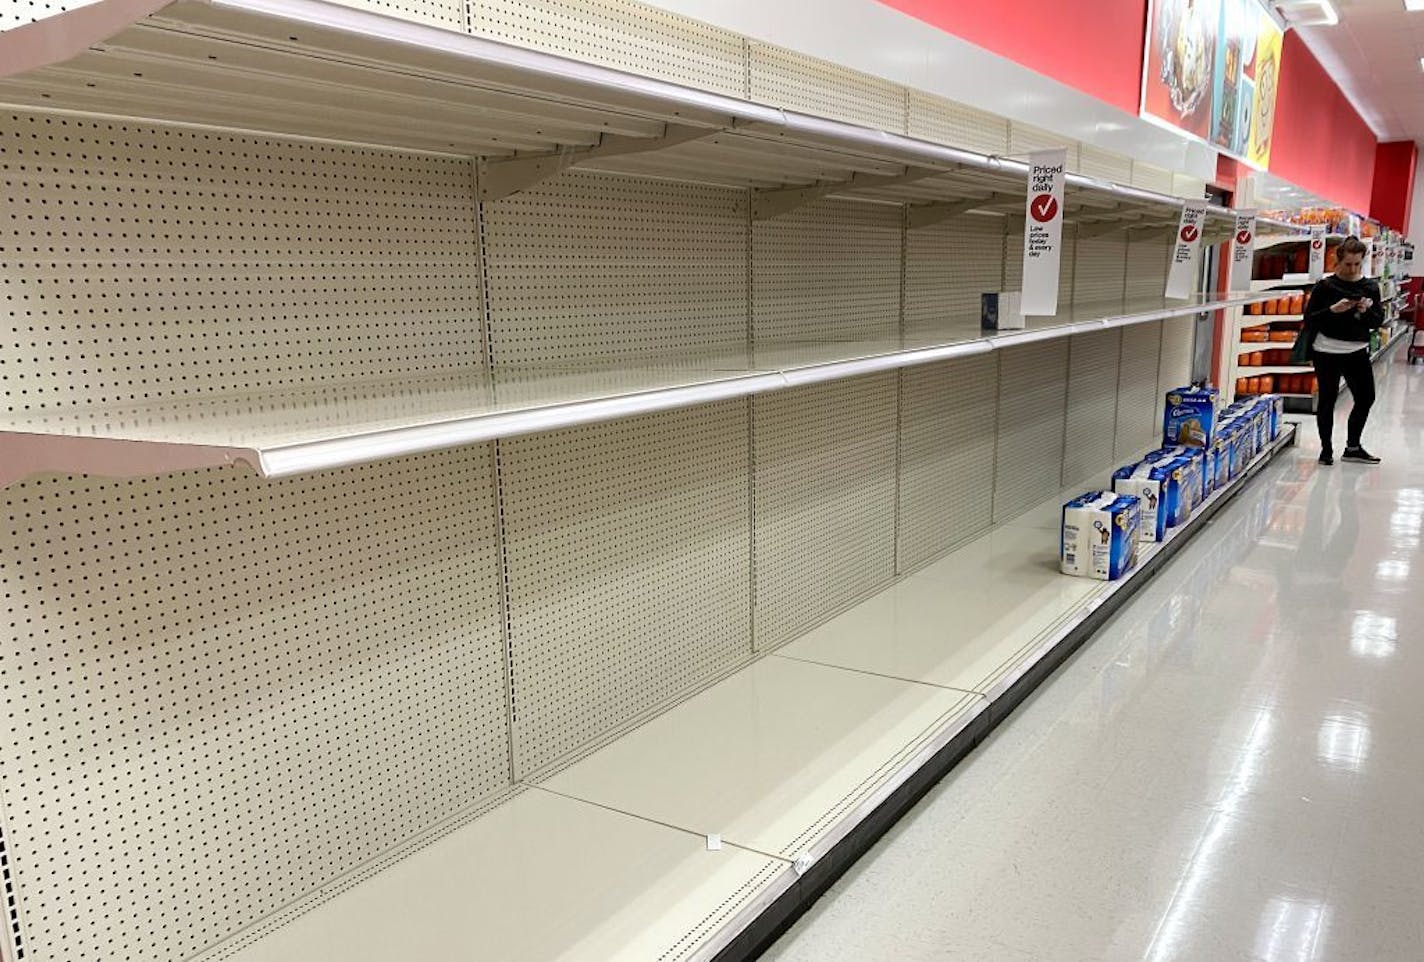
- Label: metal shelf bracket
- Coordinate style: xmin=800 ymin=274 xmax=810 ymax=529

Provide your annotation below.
xmin=906 ymin=193 xmax=1018 ymax=230
xmin=478 ymin=123 xmax=719 ymax=201
xmin=750 ymin=167 xmax=945 ymax=220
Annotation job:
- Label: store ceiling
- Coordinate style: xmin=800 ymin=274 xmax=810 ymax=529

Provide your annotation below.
xmin=1293 ymin=0 xmax=1424 ymax=143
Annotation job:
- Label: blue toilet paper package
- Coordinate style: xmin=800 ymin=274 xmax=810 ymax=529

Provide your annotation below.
xmin=1209 ymin=433 xmax=1232 ymax=490
xmin=1261 ymin=394 xmax=1284 ymax=440
xmin=1061 ymin=492 xmax=1140 ymax=580
xmin=1163 ymin=385 xmax=1219 ymax=448
xmin=1148 ymin=445 xmax=1211 ymax=501
xmin=1112 ymin=457 xmax=1187 ymax=542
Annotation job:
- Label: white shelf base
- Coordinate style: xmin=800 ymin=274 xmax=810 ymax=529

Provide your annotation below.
xmin=1236 ymin=364 xmax=1311 ymax=375
xmin=207 ymin=426 xmax=1297 ymax=962
xmin=1241 ymin=313 xmax=1304 ymax=323
xmin=200 ymin=788 xmax=789 ymax=962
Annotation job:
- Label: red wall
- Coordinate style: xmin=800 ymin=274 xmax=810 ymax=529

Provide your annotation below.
xmin=1370 ymin=141 xmax=1417 ymax=233
xmin=1269 ymin=31 xmax=1375 ymax=213
xmin=879 ymin=1 xmax=1379 ymax=214
xmin=876 ymin=0 xmax=1149 ymax=115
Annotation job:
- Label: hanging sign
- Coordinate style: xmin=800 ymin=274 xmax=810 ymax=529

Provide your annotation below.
xmin=1364 ymin=238 xmax=1375 ymax=278
xmin=1308 ymin=226 xmax=1326 ymax=280
xmin=1166 ymin=200 xmax=1208 ymax=299
xmin=1022 ymin=148 xmax=1067 ymax=316
xmin=1228 ymin=209 xmax=1256 ymax=291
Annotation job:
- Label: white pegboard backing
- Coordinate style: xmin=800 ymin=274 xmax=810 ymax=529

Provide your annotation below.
xmin=327 ymin=0 xmax=466 ymax=29
xmin=1008 ymin=123 xmax=1081 ymax=172
xmin=1173 ymin=172 xmax=1207 ymax=200
xmin=1002 ymin=230 xmax=1023 ymax=302
xmin=0 ymin=0 xmax=100 ymax=29
xmin=1063 ymin=228 xmax=1079 ymax=303
xmin=1116 ymin=320 xmax=1164 ymax=459
xmin=904 ymin=215 xmax=1004 ymax=336
xmin=499 ymin=402 xmax=751 ymax=777
xmin=1072 ymin=233 xmax=1128 ymax=307
xmin=752 ymin=198 xmax=900 ymax=343
xmin=749 ymin=42 xmax=907 ymax=133
xmin=1005 ymin=225 xmax=1077 ymax=305
xmin=0 ymin=110 xmax=484 ymax=414
xmin=754 ymin=374 xmax=897 ymax=651
xmin=898 ymin=354 xmax=1000 ymax=573
xmin=1062 ymin=327 xmax=1124 ymax=487
xmin=482 ymin=170 xmax=748 ymax=368
xmin=992 ymin=338 xmax=1069 ymax=524
xmin=1157 ymin=314 xmax=1196 ymax=394
xmin=0 ymin=449 xmax=508 ymax=962
xmin=468 ymin=0 xmax=747 ymax=98
xmin=906 ymin=90 xmax=1010 ymax=156
xmin=1079 ymin=144 xmax=1134 ymax=185
xmin=1125 ymin=234 xmax=1172 ymax=302
xmin=1131 ymin=160 xmax=1176 ymax=195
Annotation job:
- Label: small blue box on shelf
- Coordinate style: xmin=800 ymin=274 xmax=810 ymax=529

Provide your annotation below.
xmin=981 ymin=291 xmax=1025 ymax=331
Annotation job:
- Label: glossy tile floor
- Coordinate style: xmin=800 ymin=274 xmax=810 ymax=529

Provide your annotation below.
xmin=765 ymin=353 xmax=1424 ymax=962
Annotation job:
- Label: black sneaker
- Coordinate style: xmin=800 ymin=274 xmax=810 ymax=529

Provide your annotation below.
xmin=1342 ymin=447 xmax=1381 ymax=464
xmin=1319 ymin=451 xmax=1335 ymax=466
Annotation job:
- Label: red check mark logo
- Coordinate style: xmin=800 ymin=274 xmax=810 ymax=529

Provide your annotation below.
xmin=1030 ymin=194 xmax=1058 ymax=223
xmin=1180 ymin=224 xmax=1199 ymax=243
xmin=1312 ymin=239 xmax=1324 ymax=250
xmin=1236 ymin=229 xmax=1253 ymax=246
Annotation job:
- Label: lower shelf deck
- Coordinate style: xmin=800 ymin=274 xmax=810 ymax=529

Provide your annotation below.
xmin=204 ymin=426 xmax=1298 ymax=962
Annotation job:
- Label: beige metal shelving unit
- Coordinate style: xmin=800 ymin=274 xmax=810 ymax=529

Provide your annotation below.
xmin=0 ymin=2 xmax=1300 ymax=961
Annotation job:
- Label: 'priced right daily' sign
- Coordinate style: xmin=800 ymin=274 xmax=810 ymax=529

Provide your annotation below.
xmin=1308 ymin=226 xmax=1326 ymax=280
xmin=1166 ymin=200 xmax=1208 ymax=299
xmin=1022 ymin=149 xmax=1067 ymax=316
xmin=1228 ymin=210 xmax=1256 ymax=291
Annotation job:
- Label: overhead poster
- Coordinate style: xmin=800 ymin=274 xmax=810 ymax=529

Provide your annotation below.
xmin=1143 ymin=0 xmax=1283 ymax=169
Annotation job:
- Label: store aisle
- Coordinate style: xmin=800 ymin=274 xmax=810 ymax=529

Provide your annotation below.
xmin=764 ymin=353 xmax=1424 ymax=962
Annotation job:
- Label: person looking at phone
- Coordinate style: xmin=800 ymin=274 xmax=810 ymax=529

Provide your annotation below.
xmin=1301 ymin=236 xmax=1383 ymax=465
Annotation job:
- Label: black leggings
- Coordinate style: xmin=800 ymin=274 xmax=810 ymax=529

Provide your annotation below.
xmin=1313 ymin=349 xmax=1375 ymax=451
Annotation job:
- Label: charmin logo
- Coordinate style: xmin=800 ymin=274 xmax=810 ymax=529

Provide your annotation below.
xmin=1168 ymin=393 xmax=1183 ymax=404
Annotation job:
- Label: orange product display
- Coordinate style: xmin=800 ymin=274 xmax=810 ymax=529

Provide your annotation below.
xmin=1269 ymin=329 xmax=1296 ymax=342
xmin=1248 ymin=302 xmax=1263 ymax=315
xmin=1242 ymin=328 xmax=1269 ymax=342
